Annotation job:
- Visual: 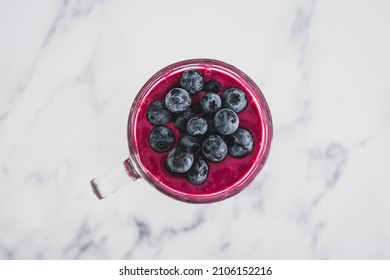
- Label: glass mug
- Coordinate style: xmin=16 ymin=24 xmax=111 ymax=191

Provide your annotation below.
xmin=91 ymin=59 xmax=272 ymax=203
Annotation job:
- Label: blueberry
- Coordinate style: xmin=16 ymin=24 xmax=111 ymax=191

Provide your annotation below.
xmin=187 ymin=117 xmax=208 ymax=136
xmin=221 ymin=88 xmax=247 ymax=113
xmin=149 ymin=126 xmax=175 ymax=152
xmin=186 ymin=159 xmax=208 ymax=185
xmin=200 ymin=93 xmax=222 ymax=114
xmin=179 ymin=134 xmax=201 ymax=154
xmin=173 ymin=108 xmax=194 ymax=131
xmin=204 ymin=80 xmax=221 ymax=93
xmin=166 ymin=147 xmax=194 ymax=173
xmin=214 ymin=108 xmax=239 ymax=135
xmin=180 ymin=69 xmax=204 ymax=95
xmin=227 ymin=128 xmax=254 ymax=158
xmin=165 ymin=88 xmax=191 ymax=113
xmin=146 ymin=100 xmax=172 ymax=125
xmin=202 ymin=135 xmax=227 ymax=161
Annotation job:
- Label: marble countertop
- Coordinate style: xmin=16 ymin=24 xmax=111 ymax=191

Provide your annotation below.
xmin=1 ymin=0 xmax=389 ymax=259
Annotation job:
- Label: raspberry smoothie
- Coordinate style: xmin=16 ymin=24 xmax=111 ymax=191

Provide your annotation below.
xmin=128 ymin=59 xmax=272 ymax=203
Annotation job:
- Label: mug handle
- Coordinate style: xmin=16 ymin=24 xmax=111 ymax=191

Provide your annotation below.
xmin=90 ymin=158 xmax=140 ymax=199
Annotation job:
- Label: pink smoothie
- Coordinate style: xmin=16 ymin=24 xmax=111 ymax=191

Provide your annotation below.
xmin=128 ymin=60 xmax=272 ymax=203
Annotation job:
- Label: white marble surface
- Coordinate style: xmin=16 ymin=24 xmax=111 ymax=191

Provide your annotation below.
xmin=1 ymin=0 xmax=390 ymax=259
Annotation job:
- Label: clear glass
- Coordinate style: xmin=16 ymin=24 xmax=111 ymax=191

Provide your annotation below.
xmin=90 ymin=59 xmax=273 ymax=203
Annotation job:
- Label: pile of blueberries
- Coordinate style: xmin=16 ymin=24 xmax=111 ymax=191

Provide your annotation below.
xmin=147 ymin=69 xmax=254 ymax=185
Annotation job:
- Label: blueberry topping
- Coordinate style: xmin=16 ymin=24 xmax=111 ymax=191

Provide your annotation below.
xmin=221 ymin=88 xmax=247 ymax=113
xmin=200 ymin=93 xmax=222 ymax=114
xmin=186 ymin=159 xmax=208 ymax=185
xmin=179 ymin=134 xmax=201 ymax=154
xmin=202 ymin=135 xmax=228 ymax=161
xmin=148 ymin=76 xmax=253 ymax=184
xmin=166 ymin=147 xmax=194 ymax=173
xmin=214 ymin=108 xmax=239 ymax=135
xmin=187 ymin=117 xmax=208 ymax=136
xmin=204 ymin=80 xmax=221 ymax=93
xmin=227 ymin=128 xmax=254 ymax=158
xmin=173 ymin=108 xmax=194 ymax=131
xmin=148 ymin=126 xmax=175 ymax=152
xmin=165 ymin=88 xmax=191 ymax=113
xmin=180 ymin=69 xmax=204 ymax=95
xmin=146 ymin=100 xmax=172 ymax=125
